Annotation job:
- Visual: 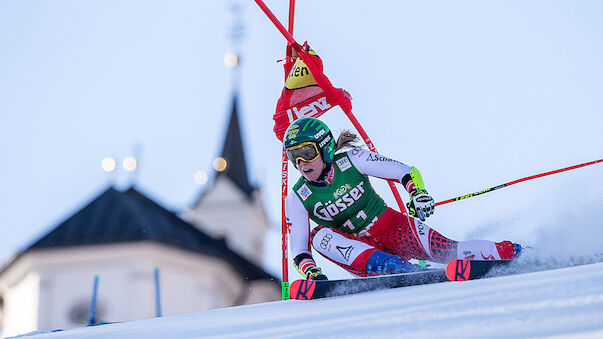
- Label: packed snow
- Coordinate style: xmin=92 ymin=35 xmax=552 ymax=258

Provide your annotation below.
xmin=11 ymin=258 xmax=603 ymax=338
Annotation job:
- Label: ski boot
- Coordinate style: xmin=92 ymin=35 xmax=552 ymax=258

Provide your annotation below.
xmin=366 ymin=250 xmax=422 ymax=275
xmin=496 ymin=241 xmax=523 ymax=260
xmin=513 ymin=243 xmax=523 ymax=258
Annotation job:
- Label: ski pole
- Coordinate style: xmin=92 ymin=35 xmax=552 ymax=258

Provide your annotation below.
xmin=254 ymin=0 xmax=298 ymax=48
xmin=154 ymin=267 xmax=162 ymax=317
xmin=436 ymin=158 xmax=603 ymax=206
xmin=254 ymin=0 xmax=410 ymax=216
xmin=280 ymin=0 xmax=296 ymax=301
xmin=88 ymin=274 xmax=99 ymax=326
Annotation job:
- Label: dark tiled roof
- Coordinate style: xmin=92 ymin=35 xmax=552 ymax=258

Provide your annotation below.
xmin=218 ymin=95 xmax=255 ymax=197
xmin=9 ymin=187 xmax=277 ymax=283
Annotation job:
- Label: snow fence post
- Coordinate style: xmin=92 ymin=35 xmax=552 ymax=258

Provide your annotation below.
xmin=88 ymin=274 xmax=99 ymax=326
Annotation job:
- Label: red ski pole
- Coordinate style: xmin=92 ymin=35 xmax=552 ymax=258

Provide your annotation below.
xmin=280 ymin=0 xmax=296 ymax=300
xmin=255 ymin=0 xmax=411 ymax=217
xmin=436 ymin=158 xmax=603 ymax=206
xmin=254 ymin=0 xmax=299 ymax=48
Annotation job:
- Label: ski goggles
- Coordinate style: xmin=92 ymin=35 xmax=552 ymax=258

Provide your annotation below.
xmin=286 ymin=142 xmax=320 ymax=166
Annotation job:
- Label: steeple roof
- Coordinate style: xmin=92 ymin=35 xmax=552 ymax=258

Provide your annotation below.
xmin=2 ymin=187 xmax=276 ymax=282
xmin=218 ymin=94 xmax=255 ymax=197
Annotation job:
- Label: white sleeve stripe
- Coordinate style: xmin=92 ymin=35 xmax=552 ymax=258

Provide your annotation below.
xmin=346 ymin=148 xmax=412 ymax=183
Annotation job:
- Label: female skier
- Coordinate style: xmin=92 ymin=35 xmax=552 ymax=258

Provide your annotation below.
xmin=284 ymin=117 xmax=521 ymax=280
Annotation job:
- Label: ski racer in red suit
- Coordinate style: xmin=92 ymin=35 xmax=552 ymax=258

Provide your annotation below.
xmin=284 ymin=117 xmax=522 ymax=280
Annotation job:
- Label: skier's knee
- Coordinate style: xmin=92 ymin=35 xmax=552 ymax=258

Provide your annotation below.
xmin=310 ymin=225 xmax=328 ymax=244
xmin=310 ymin=226 xmax=334 ymax=254
xmin=310 ymin=227 xmax=376 ymax=268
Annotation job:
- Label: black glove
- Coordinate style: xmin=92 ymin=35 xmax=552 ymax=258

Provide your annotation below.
xmin=407 ymin=188 xmax=435 ymax=221
xmin=294 ymin=253 xmax=328 ymax=280
xmin=306 ymin=266 xmax=328 ymax=280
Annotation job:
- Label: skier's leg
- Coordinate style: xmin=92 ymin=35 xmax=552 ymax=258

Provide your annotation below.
xmin=457 ymin=240 xmax=517 ymax=260
xmin=410 ymin=218 xmax=458 ymax=262
xmin=369 ymin=208 xmax=518 ymax=263
xmin=363 ymin=208 xmax=439 ymax=261
xmin=310 ymin=225 xmax=420 ymax=276
xmin=407 ymin=218 xmax=518 ymax=262
xmin=310 ymin=225 xmax=378 ymax=277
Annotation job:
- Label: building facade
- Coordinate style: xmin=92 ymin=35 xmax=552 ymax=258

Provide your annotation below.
xmin=0 ymin=188 xmax=279 ymax=337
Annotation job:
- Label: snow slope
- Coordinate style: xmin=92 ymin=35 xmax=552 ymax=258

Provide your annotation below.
xmin=12 ymin=261 xmax=603 ymax=339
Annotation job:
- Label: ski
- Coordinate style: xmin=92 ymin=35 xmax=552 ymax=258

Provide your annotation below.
xmin=445 ymin=259 xmax=514 ymax=281
xmin=289 ymin=259 xmax=516 ymax=300
xmin=289 ymin=269 xmax=448 ymax=300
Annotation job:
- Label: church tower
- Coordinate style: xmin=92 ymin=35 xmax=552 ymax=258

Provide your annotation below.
xmin=183 ymin=2 xmax=267 ymax=266
xmin=182 ymin=94 xmax=269 ymax=265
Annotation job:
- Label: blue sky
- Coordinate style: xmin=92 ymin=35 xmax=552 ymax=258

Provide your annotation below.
xmin=1 ymin=1 xmax=602 ymax=276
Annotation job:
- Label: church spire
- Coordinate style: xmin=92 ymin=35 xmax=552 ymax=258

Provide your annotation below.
xmin=218 ymin=94 xmax=254 ymax=197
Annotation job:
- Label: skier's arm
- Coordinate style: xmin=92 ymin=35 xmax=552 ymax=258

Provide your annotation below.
xmin=346 ymin=149 xmax=435 ymax=220
xmin=345 ymin=148 xmax=415 ymax=190
xmin=285 ymin=193 xmax=328 ymax=280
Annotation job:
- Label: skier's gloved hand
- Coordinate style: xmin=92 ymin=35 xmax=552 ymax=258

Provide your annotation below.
xmin=407 ymin=188 xmax=435 ymax=221
xmin=306 ymin=267 xmax=328 ymax=280
xmin=294 ymin=253 xmax=328 ymax=280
